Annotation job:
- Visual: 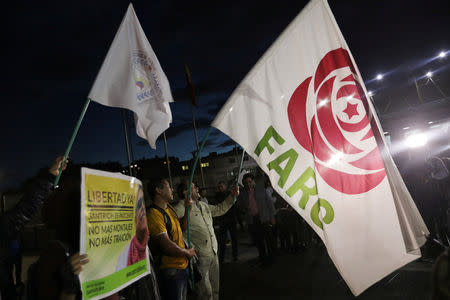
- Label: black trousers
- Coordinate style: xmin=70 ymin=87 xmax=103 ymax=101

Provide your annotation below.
xmin=218 ymin=221 xmax=238 ymax=263
xmin=248 ymin=216 xmax=276 ymax=262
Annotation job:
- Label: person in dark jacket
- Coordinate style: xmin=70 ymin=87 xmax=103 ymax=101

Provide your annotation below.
xmin=215 ymin=180 xmax=239 ymax=263
xmin=237 ymin=173 xmax=276 ymax=264
xmin=28 ymin=166 xmax=161 ymax=300
xmin=0 ymin=156 xmax=66 ymax=299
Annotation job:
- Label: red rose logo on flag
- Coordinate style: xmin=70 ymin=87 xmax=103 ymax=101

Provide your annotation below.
xmin=287 ymin=48 xmax=385 ymax=194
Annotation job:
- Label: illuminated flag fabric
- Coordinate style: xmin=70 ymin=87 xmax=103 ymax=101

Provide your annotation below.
xmin=88 ymin=4 xmax=173 ymax=149
xmin=212 ymin=0 xmax=428 ymax=295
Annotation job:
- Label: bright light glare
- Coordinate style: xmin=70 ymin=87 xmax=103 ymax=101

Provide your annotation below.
xmin=439 ymin=51 xmax=446 ymax=58
xmin=368 ymin=91 xmax=373 ymax=96
xmin=405 ymin=132 xmax=428 ymax=148
xmin=318 ymin=99 xmax=328 ymax=108
xmin=426 ymin=71 xmax=432 ymax=78
xmin=326 ymin=153 xmax=343 ymax=166
xmin=376 ymin=74 xmax=383 ymax=80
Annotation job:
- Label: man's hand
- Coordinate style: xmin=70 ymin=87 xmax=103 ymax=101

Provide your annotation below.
xmin=49 ymin=156 xmax=69 ymax=176
xmin=184 ymin=198 xmax=194 ymax=209
xmin=184 ymin=247 xmax=197 ymax=259
xmin=69 ymin=253 xmax=89 ymax=275
xmin=230 ymin=185 xmax=240 ymax=197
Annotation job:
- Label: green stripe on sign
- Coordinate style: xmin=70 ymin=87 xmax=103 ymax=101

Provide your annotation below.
xmin=81 ymin=259 xmax=148 ymax=299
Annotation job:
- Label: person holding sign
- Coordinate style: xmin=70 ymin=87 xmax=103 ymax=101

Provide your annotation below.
xmin=147 ymin=178 xmax=196 ymax=300
xmin=32 ymin=168 xmax=161 ymax=300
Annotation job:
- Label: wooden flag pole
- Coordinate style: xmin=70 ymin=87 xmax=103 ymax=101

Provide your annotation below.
xmin=185 ymin=63 xmax=206 ymax=188
xmin=163 ymin=131 xmax=173 ymax=188
xmin=190 ymin=106 xmax=206 ymax=187
xmin=54 ymin=98 xmax=91 ymax=187
xmin=121 ymin=109 xmax=133 ymax=176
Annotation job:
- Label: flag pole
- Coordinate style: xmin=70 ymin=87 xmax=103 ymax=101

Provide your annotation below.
xmin=186 ymin=126 xmax=213 ymax=289
xmin=162 ymin=131 xmax=173 ymax=188
xmin=190 ymin=106 xmax=205 ymax=187
xmin=231 ymin=148 xmax=246 ymax=203
xmin=54 ymin=97 xmax=91 ymax=187
xmin=185 ymin=63 xmax=205 ymax=188
xmin=121 ymin=110 xmax=133 ymax=176
xmin=236 ymin=148 xmax=246 ymax=185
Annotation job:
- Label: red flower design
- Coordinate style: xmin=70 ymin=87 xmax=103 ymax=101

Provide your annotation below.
xmin=287 ymin=48 xmax=385 ymax=194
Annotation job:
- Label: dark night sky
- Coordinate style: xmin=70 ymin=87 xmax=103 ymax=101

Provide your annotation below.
xmin=2 ymin=0 xmax=449 ymax=191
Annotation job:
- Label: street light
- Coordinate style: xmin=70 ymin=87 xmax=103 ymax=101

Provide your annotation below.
xmin=425 ymin=71 xmax=447 ymax=98
xmin=368 ymin=90 xmax=374 ymax=97
xmin=438 ymin=51 xmax=446 ymax=58
xmin=376 ymin=74 xmax=383 ymax=80
xmin=405 ymin=131 xmax=428 ymax=148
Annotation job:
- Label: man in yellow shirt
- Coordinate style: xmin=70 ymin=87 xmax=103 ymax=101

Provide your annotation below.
xmin=147 ymin=178 xmax=196 ymax=300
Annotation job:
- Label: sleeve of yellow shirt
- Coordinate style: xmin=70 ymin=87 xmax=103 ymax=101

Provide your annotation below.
xmin=147 ymin=208 xmax=167 ymax=237
xmin=209 ymin=194 xmax=235 ymax=217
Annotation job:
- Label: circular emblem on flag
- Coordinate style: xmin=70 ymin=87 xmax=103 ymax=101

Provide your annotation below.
xmin=287 ymin=48 xmax=385 ymax=194
xmin=132 ymin=50 xmax=162 ymax=103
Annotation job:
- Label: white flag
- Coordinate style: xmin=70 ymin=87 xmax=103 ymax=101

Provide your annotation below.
xmin=212 ymin=0 xmax=428 ymax=295
xmin=88 ymin=4 xmax=173 ymax=149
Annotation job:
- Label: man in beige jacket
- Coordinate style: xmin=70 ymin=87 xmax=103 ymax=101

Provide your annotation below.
xmin=174 ymin=181 xmax=239 ymax=300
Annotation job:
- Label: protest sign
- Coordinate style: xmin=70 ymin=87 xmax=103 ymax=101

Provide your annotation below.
xmin=79 ymin=167 xmax=150 ymax=299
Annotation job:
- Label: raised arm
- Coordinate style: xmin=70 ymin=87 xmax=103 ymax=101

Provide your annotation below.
xmin=209 ymin=186 xmax=240 ymax=217
xmin=0 ymin=156 xmax=67 ymax=240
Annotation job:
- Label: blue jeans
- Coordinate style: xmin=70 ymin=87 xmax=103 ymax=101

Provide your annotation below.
xmin=158 ymin=267 xmax=188 ymax=300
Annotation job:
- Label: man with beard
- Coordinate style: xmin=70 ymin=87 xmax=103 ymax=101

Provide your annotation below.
xmin=147 ymin=178 xmax=196 ymax=300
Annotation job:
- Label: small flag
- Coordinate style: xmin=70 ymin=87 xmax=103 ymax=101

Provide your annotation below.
xmin=212 ymin=0 xmax=428 ymax=295
xmin=184 ymin=63 xmax=197 ymax=106
xmin=88 ymin=4 xmax=173 ymax=149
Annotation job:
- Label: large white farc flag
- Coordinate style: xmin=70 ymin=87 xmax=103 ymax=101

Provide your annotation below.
xmin=212 ymin=0 xmax=428 ymax=295
xmin=88 ymin=4 xmax=173 ymax=149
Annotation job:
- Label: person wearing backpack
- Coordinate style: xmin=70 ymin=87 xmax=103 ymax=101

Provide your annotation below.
xmin=147 ymin=178 xmax=196 ymax=300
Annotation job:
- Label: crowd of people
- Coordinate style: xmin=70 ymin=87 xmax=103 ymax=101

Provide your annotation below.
xmin=0 ymin=156 xmax=242 ymax=300
xmin=0 ymin=156 xmax=449 ymax=300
